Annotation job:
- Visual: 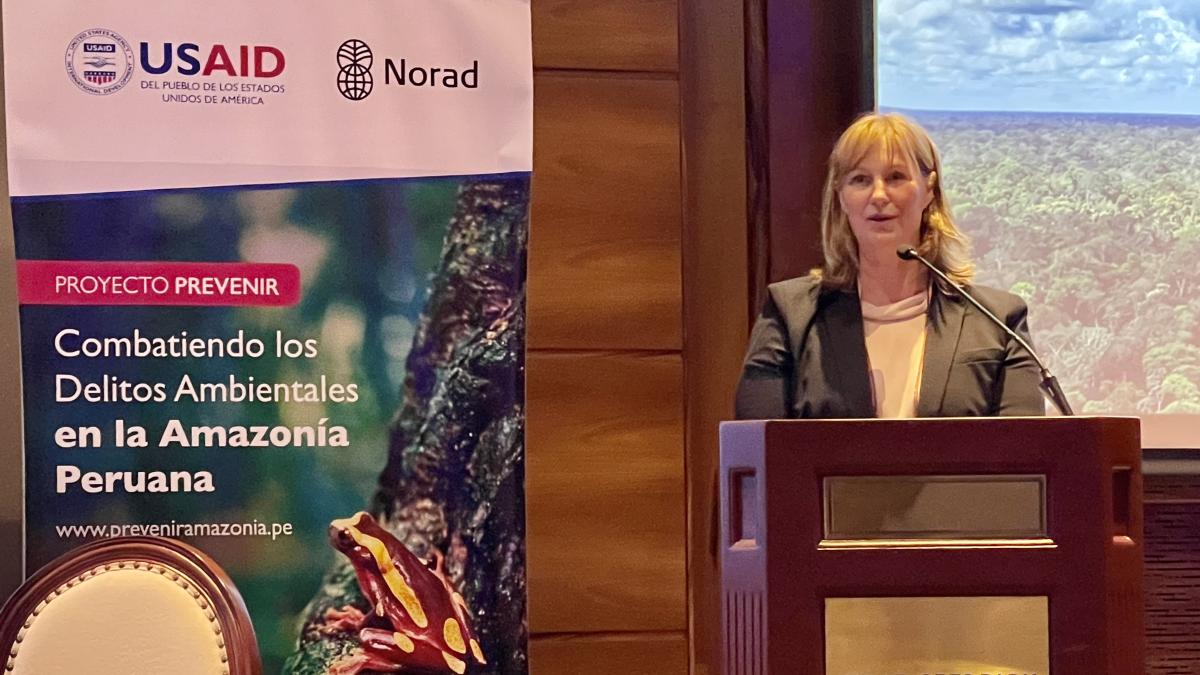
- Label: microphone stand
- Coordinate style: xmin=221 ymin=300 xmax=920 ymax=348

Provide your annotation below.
xmin=897 ymin=246 xmax=1074 ymax=416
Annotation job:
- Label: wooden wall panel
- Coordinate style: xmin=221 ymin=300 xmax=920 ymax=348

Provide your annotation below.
xmin=750 ymin=0 xmax=871 ymax=293
xmin=1144 ymin=474 xmax=1200 ymax=674
xmin=528 ymin=0 xmax=687 ymax=666
xmin=530 ymin=632 xmax=688 ymax=674
xmin=526 ymin=352 xmax=686 ymax=633
xmin=529 ymin=74 xmax=682 ymax=351
xmin=533 ymin=0 xmax=678 ymax=72
xmin=680 ymin=0 xmax=749 ymax=672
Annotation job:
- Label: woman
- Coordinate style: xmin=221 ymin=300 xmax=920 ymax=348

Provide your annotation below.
xmin=735 ymin=112 xmax=1044 ymax=419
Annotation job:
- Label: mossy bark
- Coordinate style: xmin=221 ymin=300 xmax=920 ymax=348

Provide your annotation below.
xmin=285 ymin=178 xmax=528 ymax=675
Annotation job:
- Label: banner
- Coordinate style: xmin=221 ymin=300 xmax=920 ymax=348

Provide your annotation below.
xmin=2 ymin=1 xmax=531 ymax=673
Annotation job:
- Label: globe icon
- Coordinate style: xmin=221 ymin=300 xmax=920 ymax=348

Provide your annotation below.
xmin=337 ymin=39 xmax=373 ymax=100
xmin=338 ymin=65 xmax=372 ymax=100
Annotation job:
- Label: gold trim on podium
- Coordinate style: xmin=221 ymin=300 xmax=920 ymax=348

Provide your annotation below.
xmin=825 ymin=596 xmax=1050 ymax=675
xmin=824 ymin=474 xmax=1047 ymax=541
xmin=819 ymin=537 xmax=1056 ymax=550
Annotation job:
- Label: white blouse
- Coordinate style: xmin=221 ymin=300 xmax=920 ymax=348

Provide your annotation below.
xmin=861 ymin=289 xmax=929 ymax=418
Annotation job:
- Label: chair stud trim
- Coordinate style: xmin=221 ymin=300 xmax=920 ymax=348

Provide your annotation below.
xmin=4 ymin=561 xmax=230 ymax=675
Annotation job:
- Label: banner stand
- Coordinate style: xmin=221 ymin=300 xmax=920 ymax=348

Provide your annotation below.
xmin=0 ymin=20 xmax=27 ymax=598
xmin=0 ymin=3 xmax=532 ymax=672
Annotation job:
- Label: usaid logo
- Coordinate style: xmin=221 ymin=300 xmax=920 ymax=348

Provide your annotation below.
xmin=139 ymin=42 xmax=285 ymax=77
xmin=65 ymin=28 xmax=134 ymax=95
xmin=337 ymin=39 xmax=373 ymax=100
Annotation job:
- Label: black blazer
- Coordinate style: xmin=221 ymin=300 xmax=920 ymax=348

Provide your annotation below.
xmin=735 ymin=276 xmax=1045 ymax=419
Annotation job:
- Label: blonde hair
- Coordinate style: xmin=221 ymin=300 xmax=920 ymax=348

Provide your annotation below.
xmin=816 ymin=112 xmax=974 ymax=289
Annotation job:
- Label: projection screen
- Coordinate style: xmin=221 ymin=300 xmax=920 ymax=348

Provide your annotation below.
xmin=876 ymin=0 xmax=1200 ymax=447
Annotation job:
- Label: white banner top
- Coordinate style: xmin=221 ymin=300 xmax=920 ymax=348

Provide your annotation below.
xmin=3 ymin=0 xmax=533 ymax=196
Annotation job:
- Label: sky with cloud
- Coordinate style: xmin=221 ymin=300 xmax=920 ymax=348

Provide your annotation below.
xmin=878 ymin=0 xmax=1200 ymax=113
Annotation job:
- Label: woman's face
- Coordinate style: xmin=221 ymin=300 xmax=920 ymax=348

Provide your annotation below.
xmin=838 ymin=146 xmax=935 ymax=257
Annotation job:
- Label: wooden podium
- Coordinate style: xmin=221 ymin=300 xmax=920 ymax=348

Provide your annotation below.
xmin=719 ymin=417 xmax=1143 ymax=675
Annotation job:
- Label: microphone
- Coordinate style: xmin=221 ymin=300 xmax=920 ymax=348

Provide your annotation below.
xmin=896 ymin=246 xmax=1074 ymax=416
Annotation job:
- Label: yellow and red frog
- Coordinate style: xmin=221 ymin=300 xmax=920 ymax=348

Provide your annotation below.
xmin=323 ymin=511 xmax=486 ymax=675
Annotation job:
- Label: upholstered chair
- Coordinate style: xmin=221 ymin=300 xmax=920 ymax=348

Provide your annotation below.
xmin=0 ymin=536 xmax=260 ymax=675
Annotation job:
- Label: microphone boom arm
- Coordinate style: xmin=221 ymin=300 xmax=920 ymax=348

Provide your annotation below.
xmin=897 ymin=246 xmax=1074 ymax=416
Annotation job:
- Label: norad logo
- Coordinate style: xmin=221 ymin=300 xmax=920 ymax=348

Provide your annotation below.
xmin=336 ymin=39 xmax=479 ymax=99
xmin=336 ymin=39 xmax=373 ymax=100
xmin=383 ymin=55 xmax=478 ymax=89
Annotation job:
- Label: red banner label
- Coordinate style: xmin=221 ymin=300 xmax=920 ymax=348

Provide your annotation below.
xmin=17 ymin=260 xmax=301 ymax=306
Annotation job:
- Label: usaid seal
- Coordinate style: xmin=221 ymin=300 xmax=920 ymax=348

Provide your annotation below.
xmin=65 ymin=28 xmax=133 ymax=95
xmin=337 ymin=39 xmax=373 ymax=100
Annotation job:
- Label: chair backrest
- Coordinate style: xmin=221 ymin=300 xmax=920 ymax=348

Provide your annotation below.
xmin=0 ymin=536 xmax=261 ymax=675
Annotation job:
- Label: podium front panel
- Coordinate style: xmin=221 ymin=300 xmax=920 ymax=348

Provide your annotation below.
xmin=719 ymin=416 xmax=1143 ymax=675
